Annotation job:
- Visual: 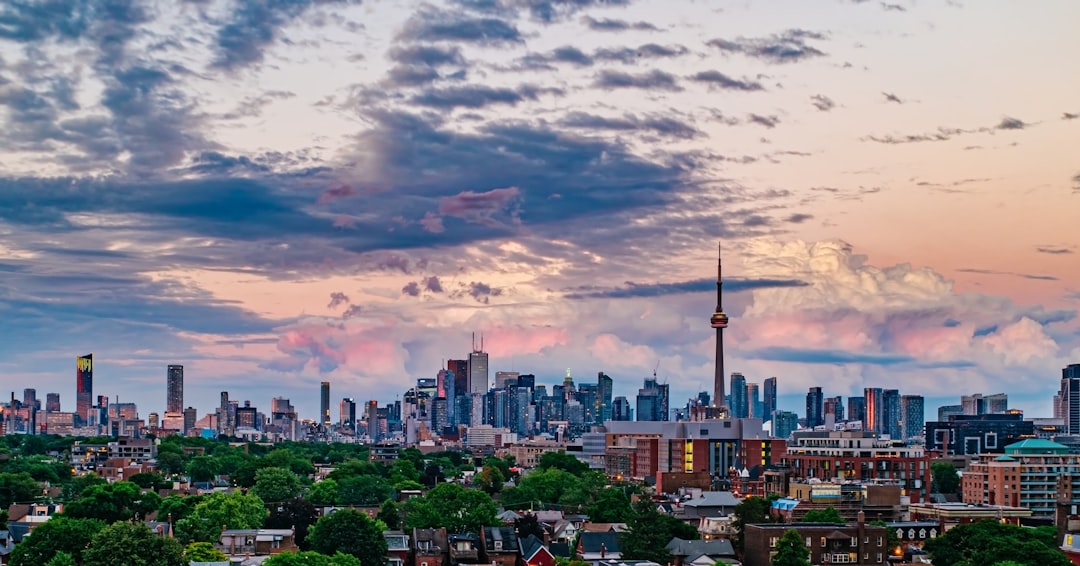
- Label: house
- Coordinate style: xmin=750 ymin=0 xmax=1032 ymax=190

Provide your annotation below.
xmin=385 ymin=530 xmax=410 ymax=566
xmin=520 ymin=534 xmax=557 ymax=566
xmin=497 ymin=510 xmax=523 ymax=524
xmin=534 ymin=510 xmax=564 ymax=524
xmin=665 ymin=537 xmax=739 ymax=566
xmin=413 ymin=527 xmax=449 ymax=566
xmin=597 ymin=561 xmax=660 ymax=566
xmin=217 ymin=528 xmax=298 ymax=556
xmin=448 ymin=533 xmax=481 ymax=565
xmin=481 ymin=526 xmax=520 ymax=566
xmin=551 ymin=519 xmax=577 ymax=543
xmin=576 ymin=532 xmax=621 ymax=564
xmin=742 ymin=513 xmax=888 ymax=566
xmin=580 ymin=523 xmax=628 ymax=533
xmin=679 ymin=492 xmax=740 ymax=519
xmin=7 ymin=503 xmax=63 ymax=523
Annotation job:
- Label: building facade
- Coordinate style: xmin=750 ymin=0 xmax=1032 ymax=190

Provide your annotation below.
xmin=961 ymin=438 xmax=1080 ymax=517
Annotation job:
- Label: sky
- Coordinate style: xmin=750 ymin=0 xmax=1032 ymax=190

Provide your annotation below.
xmin=1 ymin=0 xmax=1078 ymax=424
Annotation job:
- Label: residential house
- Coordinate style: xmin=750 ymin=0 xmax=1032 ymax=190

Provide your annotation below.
xmin=6 ymin=503 xmax=63 ymax=524
xmin=385 ymin=530 xmax=410 ymax=566
xmin=580 ymin=523 xmax=628 ymax=534
xmin=217 ymin=528 xmax=298 ymax=557
xmin=481 ymin=526 xmax=520 ymax=566
xmin=497 ymin=510 xmax=523 ymax=524
xmin=678 ymin=492 xmax=740 ymax=519
xmin=577 ymin=532 xmax=621 ymax=564
xmin=448 ymin=533 xmax=481 ymax=565
xmin=551 ymin=519 xmax=577 ymax=543
xmin=742 ymin=513 xmax=887 ymax=566
xmin=697 ymin=516 xmax=736 ymax=541
xmin=413 ymin=527 xmax=449 ymax=566
xmin=520 ymin=534 xmax=557 ymax=566
xmin=665 ymin=538 xmax=739 ymax=566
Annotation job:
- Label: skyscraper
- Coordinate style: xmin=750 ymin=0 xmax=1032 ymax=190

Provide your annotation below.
xmin=763 ymin=377 xmax=777 ymax=423
xmin=747 ymin=382 xmax=761 ymax=419
xmin=612 ymin=396 xmax=631 ymax=421
xmin=166 ymin=365 xmax=184 ymax=414
xmin=448 ymin=359 xmax=468 ymax=400
xmin=468 ymin=334 xmax=489 ymax=395
xmin=847 ymin=396 xmax=866 ymax=424
xmin=45 ymin=393 xmax=60 ymax=413
xmin=710 ymin=242 xmax=730 ymax=413
xmin=340 ymin=398 xmax=356 ymax=430
xmin=805 ymin=387 xmax=824 ymax=428
xmin=76 ymin=354 xmax=93 ymax=426
xmin=320 ymin=381 xmax=331 ymax=426
xmin=864 ymin=388 xmax=884 ymax=433
xmin=1060 ymin=363 xmax=1080 ymax=434
xmin=883 ymin=389 xmax=902 ymax=439
xmin=901 ymin=395 xmax=925 ymax=440
xmin=730 ymin=373 xmax=748 ymax=418
xmin=597 ymin=372 xmax=613 ymax=423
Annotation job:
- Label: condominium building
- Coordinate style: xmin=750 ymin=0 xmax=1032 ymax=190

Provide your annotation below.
xmin=961 ymin=438 xmax=1080 ymax=517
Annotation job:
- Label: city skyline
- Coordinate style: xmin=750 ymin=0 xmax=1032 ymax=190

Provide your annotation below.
xmin=0 ymin=1 xmax=1078 ymax=422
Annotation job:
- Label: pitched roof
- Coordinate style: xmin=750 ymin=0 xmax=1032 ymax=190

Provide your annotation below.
xmin=665 ymin=538 xmax=736 ymax=558
xmin=579 ymin=532 xmax=621 ymax=554
xmin=682 ymin=492 xmax=739 ymax=508
xmin=520 ymin=534 xmax=552 ymax=561
xmin=484 ymin=526 xmax=520 ymax=551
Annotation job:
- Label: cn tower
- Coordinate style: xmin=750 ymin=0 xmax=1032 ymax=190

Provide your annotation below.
xmin=710 ymin=242 xmax=730 ymax=413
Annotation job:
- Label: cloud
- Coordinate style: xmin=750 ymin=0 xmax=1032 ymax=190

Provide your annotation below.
xmin=593 ymin=43 xmax=689 ymax=63
xmin=411 ymin=84 xmax=553 ymax=109
xmin=1064 ymin=112 xmax=1079 ymax=120
xmin=996 ymin=116 xmax=1027 ymax=130
xmin=318 ymin=184 xmax=358 ymax=205
xmin=706 ymin=29 xmax=828 ymax=64
xmin=1035 ymin=246 xmax=1073 ymax=255
xmin=564 ymin=277 xmax=809 ymax=299
xmin=452 ymin=281 xmax=503 ymax=303
xmin=882 ymin=92 xmax=903 ymax=103
xmin=689 ymin=71 xmax=764 ymax=91
xmin=810 ymin=94 xmax=835 ymax=111
xmin=956 ymin=268 xmax=1058 ymax=281
xmin=593 ymin=69 xmax=681 ymax=91
xmin=388 ymin=45 xmax=465 ymax=67
xmin=328 ymin=292 xmax=350 ymax=309
xmin=437 ymin=186 xmax=522 ymax=227
xmin=558 ymin=111 xmax=700 ymax=139
xmin=424 ymin=276 xmax=444 ymax=293
xmin=402 ymin=281 xmax=421 ymax=296
xmin=581 ymin=16 xmax=659 ymax=32
xmin=212 ymin=0 xmax=354 ymax=71
xmin=786 ymin=213 xmax=814 ymax=223
xmin=747 ymin=114 xmax=780 ymax=128
xmin=398 ymin=9 xmax=522 ymax=46
xmin=743 ymin=346 xmax=917 ymax=365
xmin=1073 ymin=173 xmax=1080 ymax=192
xmin=880 ymin=2 xmax=907 ymax=11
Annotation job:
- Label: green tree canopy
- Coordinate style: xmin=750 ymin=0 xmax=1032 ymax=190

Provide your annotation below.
xmin=186 ymin=455 xmax=220 ymax=483
xmin=158 ymin=493 xmax=204 ymax=524
xmin=619 ymin=497 xmax=697 ymax=563
xmin=62 ymin=473 xmax=107 ymax=499
xmin=338 ymin=475 xmax=394 ymax=506
xmin=514 ymin=514 xmax=546 ymax=541
xmin=176 ymin=490 xmax=268 ymax=543
xmin=267 ymin=497 xmax=320 ymax=551
xmin=931 ymin=461 xmax=961 ymax=494
xmin=0 ymin=472 xmax=41 ymax=507
xmin=772 ymin=529 xmax=811 ymax=566
xmin=800 ymin=506 xmax=844 ymax=523
xmin=328 ymin=459 xmax=384 ymax=481
xmin=183 ymin=541 xmax=229 ymax=562
xmin=253 ymin=467 xmax=303 ymax=503
xmin=404 ymin=481 xmax=498 ymax=533
xmin=9 ymin=516 xmax=105 ymax=566
xmin=923 ymin=520 xmax=1071 ymax=566
xmin=82 ymin=521 xmax=186 ymax=566
xmin=731 ymin=496 xmax=772 ymax=555
xmin=264 ymin=551 xmax=363 ymax=566
xmin=127 ymin=472 xmax=171 ymax=490
xmin=44 ymin=552 xmax=77 ymax=566
xmin=587 ymin=488 xmax=633 ymax=523
xmin=309 ymin=479 xmax=341 ymax=506
xmin=474 ymin=465 xmax=505 ymax=495
xmin=63 ymin=480 xmax=161 ymax=523
xmin=377 ymin=498 xmax=402 ymax=531
xmin=537 ymin=451 xmax=589 ymax=476
xmin=307 ymin=509 xmax=389 ymax=566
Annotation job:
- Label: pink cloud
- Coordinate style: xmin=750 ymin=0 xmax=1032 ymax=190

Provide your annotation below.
xmin=318 ymin=184 xmax=358 ymax=205
xmin=479 ymin=326 xmax=569 ymax=357
xmin=437 ymin=187 xmax=521 ymax=226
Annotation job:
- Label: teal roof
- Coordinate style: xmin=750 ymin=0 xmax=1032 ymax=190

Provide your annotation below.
xmin=993 ymin=455 xmax=1016 ymax=462
xmin=1005 ymin=439 xmax=1068 ymax=454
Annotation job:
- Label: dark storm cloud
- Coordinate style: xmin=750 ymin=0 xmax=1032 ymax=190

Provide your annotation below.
xmin=402 ymin=281 xmax=421 ymax=296
xmin=398 ymin=9 xmax=523 ymax=46
xmin=785 ymin=213 xmax=814 ymax=223
xmin=742 ymin=346 xmax=918 ymax=366
xmin=957 ymin=268 xmax=1058 ymax=281
xmin=747 ymin=114 xmax=780 ymax=128
xmin=593 ymin=69 xmax=681 ymax=91
xmin=593 ymin=43 xmax=688 ymax=63
xmin=327 ymin=292 xmax=350 ymax=309
xmin=564 ymin=277 xmax=809 ymax=299
xmin=810 ymin=94 xmax=835 ymax=111
xmin=581 ymin=15 xmax=659 ymax=32
xmin=410 ymin=84 xmax=557 ymax=109
xmin=212 ymin=0 xmax=357 ymax=71
xmin=995 ymin=116 xmax=1027 ymax=130
xmin=389 ymin=45 xmax=466 ymax=67
xmin=689 ymin=71 xmax=764 ymax=91
xmin=706 ymin=29 xmax=827 ymax=64
xmin=424 ymin=276 xmax=444 ymax=293
xmin=558 ymin=111 xmax=700 ymax=139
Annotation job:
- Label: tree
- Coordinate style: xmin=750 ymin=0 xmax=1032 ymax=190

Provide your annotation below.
xmin=404 ymin=482 xmax=498 ymax=534
xmin=263 ymin=551 xmax=362 ymax=566
xmin=800 ymin=506 xmax=844 ymax=523
xmin=771 ymin=529 xmax=811 ymax=566
xmin=390 ymin=459 xmax=420 ymax=485
xmin=0 ymin=472 xmax=41 ymax=507
xmin=307 ymin=509 xmax=389 ymax=566
xmin=587 ymin=488 xmax=633 ymax=523
xmin=157 ymin=452 xmax=185 ymax=475
xmin=254 ymin=467 xmax=303 ymax=503
xmin=537 ymin=451 xmax=589 ymax=476
xmin=9 ymin=516 xmax=104 ymax=566
xmin=127 ymin=472 xmax=171 ymax=490
xmin=158 ymin=493 xmax=204 ymax=524
xmin=731 ymin=496 xmax=772 ymax=555
xmin=931 ymin=461 xmax=961 ymax=494
xmin=267 ymin=497 xmax=320 ymax=551
xmin=176 ymin=490 xmax=267 ymax=543
xmin=377 ymin=498 xmax=402 ymax=531
xmin=82 ymin=521 xmax=186 ymax=566
xmin=338 ymin=475 xmax=393 ymax=506
xmin=44 ymin=552 xmax=76 ymax=566
xmin=474 ymin=465 xmax=505 ymax=495
xmin=620 ymin=497 xmax=697 ymax=563
xmin=63 ymin=481 xmax=161 ymax=523
xmin=923 ymin=519 xmax=1071 ymax=566
xmin=514 ymin=514 xmax=546 ymax=541
xmin=63 ymin=473 xmax=107 ymax=499
xmin=184 ymin=542 xmax=229 ymax=562
xmin=309 ymin=479 xmax=340 ymax=506
xmin=186 ymin=455 xmax=220 ymax=483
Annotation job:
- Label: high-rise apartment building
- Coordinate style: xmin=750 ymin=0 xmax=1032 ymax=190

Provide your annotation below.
xmin=448 ymin=359 xmax=468 ymax=400
xmin=76 ymin=354 xmax=93 ymax=426
xmin=961 ymin=393 xmax=1008 ymax=416
xmin=320 ymin=381 xmax=331 ymax=426
xmin=847 ymin=396 xmax=866 ymax=425
xmin=597 ymin=372 xmax=613 ymax=423
xmin=730 ymin=373 xmax=748 ymax=418
xmin=864 ymin=388 xmax=884 ymax=433
xmin=883 ymin=389 xmax=902 ymax=439
xmin=747 ymin=382 xmax=761 ymax=419
xmin=340 ymin=398 xmax=356 ymax=430
xmin=824 ymin=396 xmax=844 ymax=423
xmin=468 ymin=338 xmax=489 ymax=395
xmin=495 ymin=371 xmax=519 ymax=389
xmin=805 ymin=387 xmax=824 ymax=428
xmin=612 ymin=396 xmax=631 ymax=421
xmin=901 ymin=395 xmax=925 ymax=440
xmin=166 ymin=365 xmax=184 ymax=414
xmin=763 ymin=377 xmax=777 ymax=423
xmin=773 ymin=411 xmax=799 ymax=439
xmin=45 ymin=393 xmax=60 ymax=413
xmin=1060 ymin=364 xmax=1080 ymax=434
xmin=366 ymin=400 xmax=379 ymax=441
xmin=938 ymin=404 xmax=964 ymax=421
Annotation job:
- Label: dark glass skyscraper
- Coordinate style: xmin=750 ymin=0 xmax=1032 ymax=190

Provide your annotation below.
xmin=1060 ymin=363 xmax=1080 ymax=434
xmin=864 ymin=388 xmax=884 ymax=433
xmin=901 ymin=395 xmax=924 ymax=440
xmin=730 ymin=373 xmax=748 ymax=418
xmin=76 ymin=354 xmax=93 ymax=426
xmin=597 ymin=372 xmax=613 ymax=423
xmin=763 ymin=377 xmax=777 ymax=422
xmin=847 ymin=396 xmax=866 ymax=424
xmin=320 ymin=381 xmax=331 ymax=426
xmin=805 ymin=387 xmax=824 ymax=428
xmin=883 ymin=389 xmax=902 ymax=438
xmin=166 ymin=365 xmax=184 ymax=414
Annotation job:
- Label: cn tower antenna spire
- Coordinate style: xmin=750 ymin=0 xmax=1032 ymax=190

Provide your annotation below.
xmin=710 ymin=241 xmax=730 ymax=414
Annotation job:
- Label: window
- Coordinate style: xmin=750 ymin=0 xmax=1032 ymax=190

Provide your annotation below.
xmin=876 ymin=537 xmax=882 ymax=547
xmin=850 ymin=537 xmax=857 ymax=547
xmin=864 ymin=536 xmax=869 ymax=544
xmin=876 ymin=553 xmax=882 ymax=563
xmin=863 ymin=553 xmax=869 ymax=560
xmin=807 ymin=537 xmax=813 ymax=548
xmin=769 ymin=537 xmax=778 ymax=548
xmin=821 ymin=537 xmax=827 ymax=547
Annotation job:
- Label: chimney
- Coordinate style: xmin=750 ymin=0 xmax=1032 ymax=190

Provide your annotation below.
xmin=600 ymin=543 xmax=606 ymax=559
xmin=857 ymin=511 xmax=866 ymax=551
